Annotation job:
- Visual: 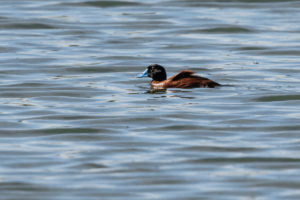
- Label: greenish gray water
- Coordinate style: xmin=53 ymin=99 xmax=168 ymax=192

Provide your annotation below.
xmin=0 ymin=0 xmax=300 ymax=199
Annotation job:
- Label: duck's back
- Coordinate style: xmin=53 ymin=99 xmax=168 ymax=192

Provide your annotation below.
xmin=152 ymin=70 xmax=220 ymax=89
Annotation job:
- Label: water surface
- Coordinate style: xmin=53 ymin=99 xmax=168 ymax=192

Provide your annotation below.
xmin=0 ymin=0 xmax=300 ymax=199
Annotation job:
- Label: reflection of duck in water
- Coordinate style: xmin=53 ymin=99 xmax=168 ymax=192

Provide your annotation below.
xmin=137 ymin=64 xmax=221 ymax=89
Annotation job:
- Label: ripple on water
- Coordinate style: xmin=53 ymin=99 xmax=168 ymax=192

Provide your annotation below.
xmin=61 ymin=1 xmax=144 ymax=8
xmin=83 ymin=1 xmax=143 ymax=7
xmin=255 ymin=94 xmax=300 ymax=102
xmin=0 ymin=23 xmax=56 ymax=30
xmin=182 ymin=26 xmax=257 ymax=34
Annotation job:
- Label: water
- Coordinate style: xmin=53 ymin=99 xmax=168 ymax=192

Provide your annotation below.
xmin=1 ymin=0 xmax=300 ymax=199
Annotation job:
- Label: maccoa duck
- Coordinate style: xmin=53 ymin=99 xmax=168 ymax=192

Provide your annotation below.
xmin=137 ymin=64 xmax=221 ymax=89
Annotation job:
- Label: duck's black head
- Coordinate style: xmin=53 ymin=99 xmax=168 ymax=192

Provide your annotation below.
xmin=137 ymin=64 xmax=167 ymax=81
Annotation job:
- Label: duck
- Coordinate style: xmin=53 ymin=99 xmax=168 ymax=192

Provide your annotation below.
xmin=137 ymin=64 xmax=220 ymax=89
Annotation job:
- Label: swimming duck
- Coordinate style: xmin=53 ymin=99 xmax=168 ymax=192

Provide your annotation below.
xmin=137 ymin=64 xmax=220 ymax=89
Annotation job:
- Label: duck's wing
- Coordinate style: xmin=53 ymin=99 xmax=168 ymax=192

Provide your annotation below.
xmin=169 ymin=70 xmax=195 ymax=81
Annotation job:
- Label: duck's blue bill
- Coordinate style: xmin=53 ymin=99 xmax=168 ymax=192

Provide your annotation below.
xmin=137 ymin=69 xmax=148 ymax=78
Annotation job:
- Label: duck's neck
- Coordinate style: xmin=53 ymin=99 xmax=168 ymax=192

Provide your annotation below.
xmin=152 ymin=74 xmax=167 ymax=81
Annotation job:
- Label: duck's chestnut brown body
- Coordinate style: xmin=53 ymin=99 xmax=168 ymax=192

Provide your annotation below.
xmin=137 ymin=64 xmax=220 ymax=89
